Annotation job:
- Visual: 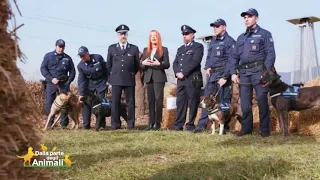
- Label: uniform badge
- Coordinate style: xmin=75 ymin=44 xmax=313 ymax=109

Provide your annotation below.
xmin=269 ymin=38 xmax=273 ymax=42
xmin=250 ymin=40 xmax=254 ymax=43
xmin=216 ymin=47 xmax=219 ymax=49
xmin=252 ymin=45 xmax=257 ymax=50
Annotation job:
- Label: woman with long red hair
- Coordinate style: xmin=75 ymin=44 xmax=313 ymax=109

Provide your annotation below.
xmin=141 ymin=30 xmax=170 ymax=130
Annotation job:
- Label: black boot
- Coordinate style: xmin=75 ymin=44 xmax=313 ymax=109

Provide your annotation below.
xmin=153 ymin=123 xmax=161 ymax=130
xmin=146 ymin=123 xmax=154 ymax=130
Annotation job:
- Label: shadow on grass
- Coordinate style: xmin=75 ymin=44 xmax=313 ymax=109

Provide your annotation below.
xmin=65 ymin=147 xmax=164 ymax=170
xmin=145 ymin=157 xmax=294 ymax=180
xmin=217 ymin=132 xmax=318 ymax=147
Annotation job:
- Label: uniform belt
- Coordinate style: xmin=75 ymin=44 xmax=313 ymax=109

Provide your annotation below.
xmin=238 ymin=61 xmax=264 ymax=70
xmin=210 ymin=66 xmax=225 ymax=73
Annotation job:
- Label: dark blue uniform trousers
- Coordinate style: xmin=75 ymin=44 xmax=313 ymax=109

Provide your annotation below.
xmin=45 ymin=83 xmax=69 ymax=126
xmin=111 ymin=86 xmax=135 ymax=129
xmin=197 ymin=81 xmax=231 ymax=129
xmin=82 ymin=89 xmax=106 ymax=129
xmin=239 ymin=74 xmax=270 ymax=133
xmin=174 ymin=86 xmax=201 ymax=130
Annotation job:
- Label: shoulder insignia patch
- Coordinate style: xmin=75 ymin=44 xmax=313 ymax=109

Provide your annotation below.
xmin=269 ymin=38 xmax=273 ymax=42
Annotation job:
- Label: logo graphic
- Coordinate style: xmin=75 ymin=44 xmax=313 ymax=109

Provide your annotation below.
xmin=16 ymin=143 xmax=75 ymax=168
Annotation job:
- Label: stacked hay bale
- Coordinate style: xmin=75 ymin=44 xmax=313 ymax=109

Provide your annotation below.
xmin=161 ymin=84 xmax=177 ymax=129
xmin=0 ymin=1 xmax=52 ymax=179
xmin=161 ymin=84 xmax=202 ymax=129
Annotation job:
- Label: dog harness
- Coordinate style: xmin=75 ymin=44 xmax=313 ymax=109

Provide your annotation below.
xmin=53 ymin=97 xmax=67 ymax=110
xmin=270 ymin=85 xmax=301 ymax=99
xmin=206 ymin=103 xmax=230 ymax=115
xmin=92 ymin=98 xmax=111 ymax=109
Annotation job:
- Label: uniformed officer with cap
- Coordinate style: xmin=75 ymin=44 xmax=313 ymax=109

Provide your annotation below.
xmin=172 ymin=25 xmax=204 ymax=131
xmin=193 ymin=19 xmax=236 ymax=134
xmin=106 ymin=24 xmax=140 ymax=130
xmin=228 ymin=8 xmax=276 ymax=137
xmin=77 ymin=46 xmax=108 ymax=130
xmin=40 ymin=39 xmax=76 ymax=128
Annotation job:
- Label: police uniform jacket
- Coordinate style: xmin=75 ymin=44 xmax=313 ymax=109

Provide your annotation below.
xmin=77 ymin=54 xmax=108 ymax=96
xmin=205 ymin=32 xmax=235 ymax=82
xmin=140 ymin=46 xmax=170 ymax=83
xmin=173 ymin=41 xmax=204 ymax=87
xmin=106 ymin=43 xmax=140 ymax=86
xmin=40 ymin=51 xmax=75 ymax=84
xmin=228 ymin=25 xmax=276 ymax=76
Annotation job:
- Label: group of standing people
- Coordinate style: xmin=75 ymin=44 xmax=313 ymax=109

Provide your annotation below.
xmin=40 ymin=8 xmax=276 ymax=137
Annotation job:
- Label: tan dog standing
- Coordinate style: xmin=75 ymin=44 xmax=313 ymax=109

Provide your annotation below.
xmin=44 ymin=92 xmax=71 ymax=130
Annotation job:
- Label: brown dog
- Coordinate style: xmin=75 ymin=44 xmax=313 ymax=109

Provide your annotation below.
xmin=44 ymin=92 xmax=81 ymax=130
xmin=260 ymin=70 xmax=320 ymax=136
xmin=199 ymin=84 xmax=242 ymax=135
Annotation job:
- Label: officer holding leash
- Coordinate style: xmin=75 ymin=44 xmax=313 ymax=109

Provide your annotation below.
xmin=40 ymin=39 xmax=76 ymax=128
xmin=172 ymin=25 xmax=204 ymax=131
xmin=228 ymin=8 xmax=276 ymax=137
xmin=77 ymin=46 xmax=108 ymax=130
xmin=106 ymin=24 xmax=140 ymax=130
xmin=193 ymin=19 xmax=236 ymax=134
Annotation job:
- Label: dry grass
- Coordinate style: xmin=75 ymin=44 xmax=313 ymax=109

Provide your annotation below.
xmin=44 ymin=129 xmax=320 ymax=180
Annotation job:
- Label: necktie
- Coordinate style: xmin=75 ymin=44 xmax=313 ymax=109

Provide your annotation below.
xmin=122 ymin=45 xmax=125 ymax=51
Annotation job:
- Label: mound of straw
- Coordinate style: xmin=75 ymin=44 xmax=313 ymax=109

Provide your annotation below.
xmin=0 ymin=1 xmax=52 ymax=179
xmin=231 ymin=77 xmax=320 ymax=136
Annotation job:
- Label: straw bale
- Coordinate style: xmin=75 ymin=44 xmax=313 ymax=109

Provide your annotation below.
xmin=0 ymin=1 xmax=52 ymax=179
xmin=161 ymin=84 xmax=177 ymax=128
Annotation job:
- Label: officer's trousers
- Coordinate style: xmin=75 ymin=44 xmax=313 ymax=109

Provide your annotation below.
xmin=111 ymin=86 xmax=135 ymax=129
xmin=45 ymin=83 xmax=69 ymax=126
xmin=239 ymin=74 xmax=270 ymax=133
xmin=197 ymin=81 xmax=231 ymax=129
xmin=82 ymin=89 xmax=106 ymax=129
xmin=173 ymin=85 xmax=201 ymax=130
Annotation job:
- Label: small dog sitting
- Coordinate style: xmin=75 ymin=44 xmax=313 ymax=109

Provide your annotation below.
xmin=259 ymin=70 xmax=320 ymax=136
xmin=82 ymin=94 xmax=128 ymax=131
xmin=199 ymin=91 xmax=242 ymax=135
xmin=44 ymin=91 xmax=80 ymax=130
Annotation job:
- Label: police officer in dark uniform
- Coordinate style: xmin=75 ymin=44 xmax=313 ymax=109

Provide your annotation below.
xmin=172 ymin=25 xmax=204 ymax=131
xmin=40 ymin=39 xmax=76 ymax=128
xmin=77 ymin=46 xmax=108 ymax=130
xmin=228 ymin=8 xmax=276 ymax=137
xmin=193 ymin=19 xmax=236 ymax=133
xmin=106 ymin=24 xmax=140 ymax=130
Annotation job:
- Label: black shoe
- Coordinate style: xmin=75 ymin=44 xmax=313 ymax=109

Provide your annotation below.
xmin=193 ymin=127 xmax=205 ymax=133
xmin=260 ymin=132 xmax=270 ymax=137
xmin=82 ymin=126 xmax=90 ymax=130
xmin=146 ymin=124 xmax=154 ymax=131
xmin=235 ymin=131 xmax=252 ymax=137
xmin=153 ymin=123 xmax=161 ymax=130
xmin=169 ymin=127 xmax=183 ymax=131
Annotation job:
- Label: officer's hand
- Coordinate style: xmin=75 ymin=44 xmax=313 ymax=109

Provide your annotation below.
xmin=78 ymin=96 xmax=83 ymax=103
xmin=142 ymin=58 xmax=152 ymax=66
xmin=218 ymin=78 xmax=227 ymax=87
xmin=232 ymin=74 xmax=239 ymax=83
xmin=52 ymin=78 xmax=59 ymax=84
xmin=151 ymin=58 xmax=160 ymax=66
xmin=176 ymin=72 xmax=184 ymax=79
xmin=205 ymin=68 xmax=211 ymax=76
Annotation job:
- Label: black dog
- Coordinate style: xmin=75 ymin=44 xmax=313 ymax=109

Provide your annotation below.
xmin=82 ymin=94 xmax=128 ymax=131
xmin=260 ymin=70 xmax=320 ymax=136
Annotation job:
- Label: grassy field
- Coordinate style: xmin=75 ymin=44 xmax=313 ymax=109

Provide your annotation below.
xmin=43 ymin=126 xmax=320 ymax=180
